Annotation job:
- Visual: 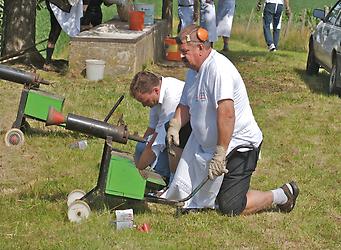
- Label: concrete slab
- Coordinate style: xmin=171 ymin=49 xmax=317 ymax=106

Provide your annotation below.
xmin=69 ymin=18 xmax=168 ymax=78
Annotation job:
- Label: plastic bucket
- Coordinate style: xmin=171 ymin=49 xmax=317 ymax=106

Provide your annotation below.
xmin=134 ymin=4 xmax=154 ymax=25
xmin=164 ymin=37 xmax=181 ymax=61
xmin=129 ymin=11 xmax=145 ymax=31
xmin=85 ymin=59 xmax=105 ymax=81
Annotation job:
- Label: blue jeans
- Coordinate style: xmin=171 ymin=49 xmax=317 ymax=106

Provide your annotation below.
xmin=134 ymin=142 xmax=170 ymax=179
xmin=263 ymin=3 xmax=283 ymax=48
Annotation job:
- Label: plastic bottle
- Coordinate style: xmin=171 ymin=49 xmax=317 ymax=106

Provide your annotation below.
xmin=69 ymin=140 xmax=88 ymax=150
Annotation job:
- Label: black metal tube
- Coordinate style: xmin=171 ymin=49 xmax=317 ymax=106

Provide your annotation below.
xmin=66 ymin=113 xmax=129 ymax=144
xmin=0 ymin=65 xmax=50 ymax=86
xmin=104 ymin=95 xmax=124 ymax=123
xmin=0 ymin=65 xmax=36 ymax=85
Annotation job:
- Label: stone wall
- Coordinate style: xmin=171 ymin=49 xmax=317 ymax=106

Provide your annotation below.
xmin=68 ymin=19 xmax=168 ymax=78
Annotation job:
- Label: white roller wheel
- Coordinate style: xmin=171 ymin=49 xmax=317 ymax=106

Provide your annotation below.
xmin=67 ymin=189 xmax=86 ymax=207
xmin=4 ymin=128 xmax=25 ymax=147
xmin=68 ymin=200 xmax=91 ymax=223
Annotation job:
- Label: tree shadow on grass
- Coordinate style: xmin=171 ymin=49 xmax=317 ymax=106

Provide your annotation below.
xmin=295 ymin=68 xmax=331 ymax=96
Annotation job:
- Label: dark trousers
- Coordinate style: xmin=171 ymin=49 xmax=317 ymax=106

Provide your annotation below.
xmin=46 ymin=0 xmax=62 ymax=45
xmin=262 ymin=3 xmax=283 ymax=47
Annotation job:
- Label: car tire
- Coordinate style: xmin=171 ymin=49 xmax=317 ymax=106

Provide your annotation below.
xmin=329 ymin=59 xmax=338 ymax=95
xmin=306 ymin=41 xmax=320 ymax=75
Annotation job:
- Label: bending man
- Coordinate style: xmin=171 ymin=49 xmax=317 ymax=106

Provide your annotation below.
xmin=130 ymin=71 xmax=191 ymax=183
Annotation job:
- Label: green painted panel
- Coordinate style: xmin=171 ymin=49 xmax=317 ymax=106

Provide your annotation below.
xmin=24 ymin=89 xmax=64 ymax=121
xmin=106 ymin=156 xmax=146 ymax=200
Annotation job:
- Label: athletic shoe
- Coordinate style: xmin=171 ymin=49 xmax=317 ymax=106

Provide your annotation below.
xmin=277 ymin=181 xmax=300 ymax=213
xmin=268 ymin=43 xmax=276 ymax=52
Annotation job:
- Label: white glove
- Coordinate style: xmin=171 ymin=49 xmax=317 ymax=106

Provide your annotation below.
xmin=167 ymin=118 xmax=181 ymax=156
xmin=68 ymin=0 xmax=80 ymax=6
xmin=208 ymin=145 xmax=228 ymax=180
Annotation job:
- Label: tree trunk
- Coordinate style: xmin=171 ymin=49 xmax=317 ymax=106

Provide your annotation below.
xmin=162 ymin=0 xmax=173 ymax=36
xmin=1 ymin=0 xmax=44 ymax=66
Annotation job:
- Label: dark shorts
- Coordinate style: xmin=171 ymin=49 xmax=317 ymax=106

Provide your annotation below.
xmin=81 ymin=6 xmax=103 ymax=26
xmin=216 ymin=143 xmax=262 ymax=216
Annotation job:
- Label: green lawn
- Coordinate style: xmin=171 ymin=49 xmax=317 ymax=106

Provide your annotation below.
xmin=0 ymin=37 xmax=340 ymax=248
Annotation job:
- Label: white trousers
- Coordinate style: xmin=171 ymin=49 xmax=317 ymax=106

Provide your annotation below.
xmin=216 ymin=0 xmax=235 ymax=38
xmin=178 ymin=6 xmax=195 ymax=31
xmin=200 ymin=0 xmax=217 ymax=42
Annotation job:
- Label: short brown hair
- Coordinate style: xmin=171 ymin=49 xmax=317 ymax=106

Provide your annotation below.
xmin=130 ymin=71 xmax=161 ymax=98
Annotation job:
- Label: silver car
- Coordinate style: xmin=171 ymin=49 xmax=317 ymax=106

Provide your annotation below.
xmin=306 ymin=0 xmax=341 ymax=95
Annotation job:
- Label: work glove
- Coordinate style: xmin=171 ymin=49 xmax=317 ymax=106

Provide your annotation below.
xmin=167 ymin=118 xmax=181 ymax=156
xmin=208 ymin=145 xmax=228 ymax=180
xmin=256 ymin=1 xmax=262 ymax=12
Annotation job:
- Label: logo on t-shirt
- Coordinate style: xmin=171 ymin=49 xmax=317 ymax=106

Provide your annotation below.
xmin=197 ymin=90 xmax=207 ymax=101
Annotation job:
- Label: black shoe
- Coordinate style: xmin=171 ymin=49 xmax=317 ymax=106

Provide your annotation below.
xmin=277 ymin=181 xmax=299 ymax=213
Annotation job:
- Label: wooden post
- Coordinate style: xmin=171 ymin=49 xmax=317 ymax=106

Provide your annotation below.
xmin=301 ymin=9 xmax=306 ymax=34
xmin=246 ymin=8 xmax=255 ymax=33
xmin=162 ymin=0 xmax=173 ymax=35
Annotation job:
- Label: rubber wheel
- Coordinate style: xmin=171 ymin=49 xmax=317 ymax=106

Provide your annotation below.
xmin=67 ymin=189 xmax=86 ymax=207
xmin=68 ymin=200 xmax=91 ymax=223
xmin=4 ymin=128 xmax=25 ymax=147
xmin=306 ymin=42 xmax=320 ymax=75
xmin=329 ymin=60 xmax=338 ymax=95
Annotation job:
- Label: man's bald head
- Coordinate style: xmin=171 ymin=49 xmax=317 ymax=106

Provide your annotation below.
xmin=177 ymin=25 xmax=210 ymax=47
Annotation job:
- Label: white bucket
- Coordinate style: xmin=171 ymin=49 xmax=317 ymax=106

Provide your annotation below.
xmin=85 ymin=59 xmax=105 ymax=81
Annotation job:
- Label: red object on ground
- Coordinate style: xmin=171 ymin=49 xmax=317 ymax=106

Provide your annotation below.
xmin=137 ymin=223 xmax=150 ymax=233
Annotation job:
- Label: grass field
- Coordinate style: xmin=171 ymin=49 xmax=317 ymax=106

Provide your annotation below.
xmin=1 ymin=36 xmax=340 ymax=248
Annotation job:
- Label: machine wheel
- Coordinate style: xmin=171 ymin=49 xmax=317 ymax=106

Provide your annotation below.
xmin=4 ymin=128 xmax=25 ymax=147
xmin=67 ymin=189 xmax=86 ymax=207
xmin=329 ymin=60 xmax=338 ymax=95
xmin=68 ymin=200 xmax=91 ymax=223
xmin=306 ymin=41 xmax=320 ymax=75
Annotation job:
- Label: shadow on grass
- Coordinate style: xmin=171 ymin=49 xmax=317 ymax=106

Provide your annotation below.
xmin=45 ymin=59 xmax=69 ymax=76
xmin=218 ymin=48 xmax=291 ymax=63
xmin=294 ymin=68 xmax=331 ymax=96
xmin=26 ymin=127 xmax=91 ymax=140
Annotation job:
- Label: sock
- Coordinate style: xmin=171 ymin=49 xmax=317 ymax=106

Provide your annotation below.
xmin=271 ymin=183 xmax=293 ymax=205
xmin=45 ymin=47 xmax=54 ymax=64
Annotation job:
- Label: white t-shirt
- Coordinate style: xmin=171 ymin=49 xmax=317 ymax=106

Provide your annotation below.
xmin=178 ymin=0 xmax=194 ymax=5
xmin=265 ymin=0 xmax=284 ymax=4
xmin=149 ymin=77 xmax=185 ymax=156
xmin=180 ymin=50 xmax=262 ymax=154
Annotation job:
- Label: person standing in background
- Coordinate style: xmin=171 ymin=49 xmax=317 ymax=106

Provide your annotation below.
xmin=199 ymin=0 xmax=217 ymax=46
xmin=177 ymin=0 xmax=199 ymax=32
xmin=216 ymin=0 xmax=235 ymax=52
xmin=81 ymin=0 xmax=104 ymax=29
xmin=256 ymin=0 xmax=291 ymax=52
xmin=44 ymin=0 xmax=83 ymax=71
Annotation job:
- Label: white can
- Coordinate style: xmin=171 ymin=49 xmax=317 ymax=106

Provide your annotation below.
xmin=115 ymin=209 xmax=134 ymax=230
